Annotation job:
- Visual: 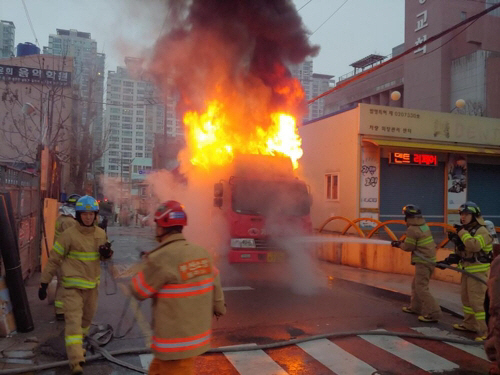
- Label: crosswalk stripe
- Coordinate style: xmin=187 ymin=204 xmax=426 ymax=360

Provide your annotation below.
xmin=359 ymin=329 xmax=459 ymax=372
xmin=223 ymin=346 xmax=289 ymax=375
xmin=411 ymin=326 xmax=489 ymax=361
xmin=298 ymin=338 xmax=377 ymax=375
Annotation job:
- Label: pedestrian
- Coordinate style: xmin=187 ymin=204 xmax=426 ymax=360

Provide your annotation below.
xmin=130 ymin=200 xmax=226 ymax=375
xmin=38 ymin=195 xmax=113 ymax=375
xmin=391 ymin=204 xmax=442 ymax=323
xmin=98 ymin=216 xmax=108 ymax=233
xmin=52 ymin=194 xmax=80 ymax=320
xmin=440 ymin=202 xmax=493 ymax=341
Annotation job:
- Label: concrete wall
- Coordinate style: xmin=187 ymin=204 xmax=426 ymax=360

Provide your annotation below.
xmin=299 ymin=107 xmax=361 ymax=230
xmin=316 ymin=233 xmax=461 ymax=284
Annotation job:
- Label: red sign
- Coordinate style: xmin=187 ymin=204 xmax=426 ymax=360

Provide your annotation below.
xmin=389 ymin=152 xmax=438 ymax=166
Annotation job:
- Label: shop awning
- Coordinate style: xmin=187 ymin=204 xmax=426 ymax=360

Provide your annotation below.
xmin=363 ymin=138 xmax=500 ymax=155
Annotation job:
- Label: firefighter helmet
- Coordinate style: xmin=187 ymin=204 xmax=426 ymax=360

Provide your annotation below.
xmin=75 ymin=196 xmax=99 ymax=212
xmin=154 ymin=200 xmax=187 ymax=228
xmin=402 ymin=204 xmax=422 ymax=217
xmin=459 ymin=201 xmax=485 ymax=225
xmin=66 ymin=194 xmax=81 ymax=206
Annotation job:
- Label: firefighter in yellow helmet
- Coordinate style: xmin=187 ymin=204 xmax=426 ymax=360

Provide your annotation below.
xmin=391 ymin=204 xmax=442 ymax=322
xmin=445 ymin=202 xmax=493 ymax=341
xmin=130 ymin=201 xmax=226 ymax=375
xmin=38 ymin=195 xmax=112 ymax=375
xmin=52 ymin=194 xmax=80 ymax=320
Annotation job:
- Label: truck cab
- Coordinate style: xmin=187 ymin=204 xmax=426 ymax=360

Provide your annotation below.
xmin=213 ymin=155 xmax=312 ymax=263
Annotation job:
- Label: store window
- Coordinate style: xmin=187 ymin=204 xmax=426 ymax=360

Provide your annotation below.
xmin=325 ymin=173 xmax=339 ymax=201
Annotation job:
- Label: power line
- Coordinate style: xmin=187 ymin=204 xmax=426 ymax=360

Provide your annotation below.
xmin=298 ymin=0 xmax=313 ymax=11
xmin=307 ymin=1 xmax=500 ymax=105
xmin=309 ymin=0 xmax=350 ymax=37
xmin=20 ymin=0 xmax=39 ymax=46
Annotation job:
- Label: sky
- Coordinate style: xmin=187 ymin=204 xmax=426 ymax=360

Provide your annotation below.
xmin=1 ymin=0 xmax=405 ymax=81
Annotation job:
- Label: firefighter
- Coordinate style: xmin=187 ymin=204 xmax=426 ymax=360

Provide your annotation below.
xmin=391 ymin=204 xmax=442 ymax=322
xmin=439 ymin=201 xmax=493 ymax=341
xmin=38 ymin=195 xmax=112 ymax=375
xmin=53 ymin=194 xmax=80 ymax=320
xmin=130 ymin=200 xmax=226 ymax=375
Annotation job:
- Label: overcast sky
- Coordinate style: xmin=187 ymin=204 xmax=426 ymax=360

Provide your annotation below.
xmin=2 ymin=0 xmax=404 ymax=80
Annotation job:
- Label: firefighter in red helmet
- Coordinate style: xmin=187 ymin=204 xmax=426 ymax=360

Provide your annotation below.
xmin=130 ymin=201 xmax=226 ymax=375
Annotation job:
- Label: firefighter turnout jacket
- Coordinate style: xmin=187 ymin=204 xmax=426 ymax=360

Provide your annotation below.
xmin=55 ymin=215 xmax=76 ymax=239
xmin=130 ymin=233 xmax=226 ymax=361
xmin=400 ymin=217 xmax=436 ymax=264
xmin=457 ymin=224 xmax=493 ymax=273
xmin=41 ymin=224 xmax=107 ymax=289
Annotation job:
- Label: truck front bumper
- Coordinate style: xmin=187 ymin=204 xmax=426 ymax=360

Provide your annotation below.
xmin=228 ymin=249 xmax=286 ymax=263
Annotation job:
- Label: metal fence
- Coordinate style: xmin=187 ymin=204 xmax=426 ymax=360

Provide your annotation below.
xmin=0 ymin=164 xmax=40 ymax=280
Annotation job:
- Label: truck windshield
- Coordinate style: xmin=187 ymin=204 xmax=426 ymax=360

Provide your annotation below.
xmin=232 ymin=180 xmax=310 ymax=216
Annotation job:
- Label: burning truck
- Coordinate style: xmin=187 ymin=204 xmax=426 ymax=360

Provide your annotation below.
xmin=212 ymin=154 xmax=312 ymax=263
xmin=147 ymin=1 xmax=320 ymax=262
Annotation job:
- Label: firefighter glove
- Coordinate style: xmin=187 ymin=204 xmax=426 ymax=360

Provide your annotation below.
xmin=448 ymin=232 xmax=460 ymax=243
xmin=391 ymin=240 xmax=401 ymax=248
xmin=38 ymin=283 xmax=48 ymax=300
xmin=435 ymin=261 xmax=447 ymax=270
xmin=99 ymin=242 xmax=113 ymax=259
xmin=445 ymin=253 xmax=461 ymax=265
xmin=454 ymin=224 xmax=464 ymax=232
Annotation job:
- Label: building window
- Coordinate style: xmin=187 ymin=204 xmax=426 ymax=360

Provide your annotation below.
xmin=122 ymin=130 xmax=133 ymax=136
xmin=325 ymin=173 xmax=339 ymax=201
xmin=122 ymin=152 xmax=132 ymax=158
xmin=122 ymin=137 xmax=133 ymax=144
xmin=136 ymin=131 xmax=144 ymax=137
xmin=109 ymin=151 xmax=119 ymax=156
xmin=136 ymin=124 xmax=144 ymax=130
xmin=122 ymin=124 xmax=132 ymax=130
xmin=121 ymin=145 xmax=132 ymax=151
xmin=110 ymin=115 xmax=120 ymax=121
xmin=135 ymin=152 xmax=143 ymax=157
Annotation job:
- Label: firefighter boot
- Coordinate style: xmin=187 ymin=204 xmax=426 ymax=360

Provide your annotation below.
xmin=70 ymin=361 xmax=84 ymax=375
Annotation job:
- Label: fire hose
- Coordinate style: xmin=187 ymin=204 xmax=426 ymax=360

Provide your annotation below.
xmin=0 ymin=329 xmax=483 ymax=375
xmin=412 ymin=250 xmax=488 ymax=285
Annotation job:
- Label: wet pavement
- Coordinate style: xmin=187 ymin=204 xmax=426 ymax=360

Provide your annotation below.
xmin=0 ymin=225 xmax=491 ymax=374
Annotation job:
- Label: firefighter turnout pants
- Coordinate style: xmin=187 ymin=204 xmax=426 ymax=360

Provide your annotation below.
xmin=63 ymin=287 xmax=98 ymax=365
xmin=149 ymin=357 xmax=195 ymax=375
xmin=410 ymin=263 xmax=442 ymax=320
xmin=461 ymin=271 xmax=488 ymax=335
xmin=55 ymin=270 xmax=64 ymax=315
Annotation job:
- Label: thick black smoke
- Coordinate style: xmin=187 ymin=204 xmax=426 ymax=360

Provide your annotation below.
xmin=149 ymin=0 xmax=319 ymax=121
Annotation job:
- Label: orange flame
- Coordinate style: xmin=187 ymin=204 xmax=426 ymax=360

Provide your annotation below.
xmin=183 ymin=100 xmax=303 ymax=169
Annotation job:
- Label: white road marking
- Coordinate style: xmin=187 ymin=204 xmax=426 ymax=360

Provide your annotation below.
xmin=298 ymin=338 xmax=377 ymax=375
xmin=139 ymin=353 xmax=153 ymax=369
xmin=412 ymin=326 xmax=489 ymax=361
xmin=223 ymin=344 xmax=289 ymax=375
xmin=222 ymin=286 xmax=254 ymax=291
xmin=359 ymin=329 xmax=458 ymax=372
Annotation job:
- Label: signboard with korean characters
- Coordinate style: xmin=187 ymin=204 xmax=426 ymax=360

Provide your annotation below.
xmin=359 ymin=103 xmax=500 ymax=148
xmin=0 ymin=64 xmax=71 ymax=86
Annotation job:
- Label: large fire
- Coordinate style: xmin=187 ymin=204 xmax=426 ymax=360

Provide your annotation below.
xmin=183 ymin=100 xmax=303 ymax=169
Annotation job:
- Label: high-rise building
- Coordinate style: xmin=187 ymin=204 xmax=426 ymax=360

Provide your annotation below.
xmin=0 ymin=20 xmax=16 ymax=58
xmin=103 ymin=57 xmax=182 ymax=205
xmin=43 ymin=29 xmax=105 ymax=190
xmin=289 ymin=58 xmax=334 ymax=122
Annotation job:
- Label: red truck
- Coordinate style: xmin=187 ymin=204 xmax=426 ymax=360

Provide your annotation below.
xmin=213 ymin=155 xmax=312 ymax=263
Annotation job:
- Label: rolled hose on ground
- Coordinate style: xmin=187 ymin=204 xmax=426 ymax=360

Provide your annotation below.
xmin=0 ymin=330 xmax=483 ymax=375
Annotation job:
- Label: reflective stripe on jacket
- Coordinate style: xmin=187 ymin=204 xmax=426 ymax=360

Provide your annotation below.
xmin=40 ymin=224 xmax=107 ymax=288
xmin=458 ymin=225 xmax=493 ymax=273
xmin=130 ymin=233 xmax=226 ymax=361
xmin=399 ymin=217 xmax=437 ymax=264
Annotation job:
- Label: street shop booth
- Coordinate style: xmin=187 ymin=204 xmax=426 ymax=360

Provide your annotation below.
xmin=299 ymin=103 xmax=500 ymax=239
